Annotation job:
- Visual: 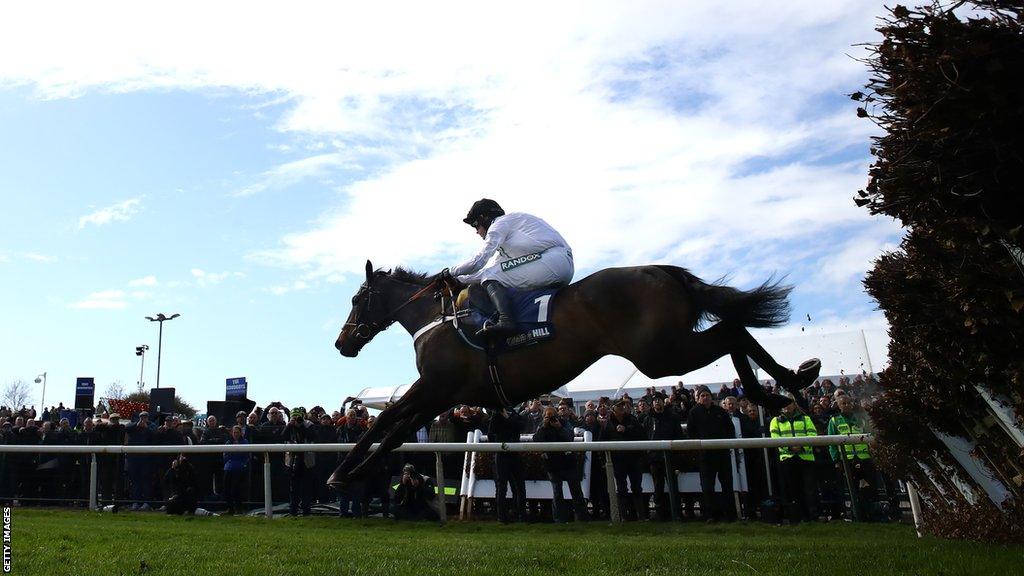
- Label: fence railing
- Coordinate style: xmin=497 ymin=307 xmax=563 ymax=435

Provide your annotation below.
xmin=0 ymin=434 xmax=875 ymax=524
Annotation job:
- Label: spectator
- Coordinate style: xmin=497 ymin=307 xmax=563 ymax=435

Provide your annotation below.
xmin=580 ymin=409 xmax=609 ymax=520
xmin=603 ymin=400 xmax=645 ymax=521
xmin=125 ymin=412 xmax=156 ymax=511
xmin=645 ymin=397 xmax=683 ymax=521
xmin=770 ymin=400 xmax=819 ymax=524
xmin=533 ymin=407 xmax=588 ymax=523
xmin=394 ymin=463 xmax=436 ymax=521
xmin=740 ymin=404 xmax=768 ymax=520
xmin=487 ymin=407 xmax=526 ymax=523
xmin=283 ymin=408 xmax=316 ymax=516
xmin=828 ymin=395 xmax=878 ymax=520
xmin=337 ymin=410 xmax=364 ymax=517
xmin=164 ymin=455 xmax=198 ymax=515
xmin=223 ymin=425 xmax=249 ymax=515
xmin=687 ymin=388 xmax=737 ymax=522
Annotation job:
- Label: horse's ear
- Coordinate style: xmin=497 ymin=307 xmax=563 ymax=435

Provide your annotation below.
xmin=365 ymin=260 xmax=373 ymax=283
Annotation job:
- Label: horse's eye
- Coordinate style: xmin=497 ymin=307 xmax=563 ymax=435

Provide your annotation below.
xmin=351 ymin=295 xmax=359 ymax=306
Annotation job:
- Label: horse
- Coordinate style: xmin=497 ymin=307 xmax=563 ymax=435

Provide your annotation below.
xmin=327 ymin=260 xmax=820 ymax=487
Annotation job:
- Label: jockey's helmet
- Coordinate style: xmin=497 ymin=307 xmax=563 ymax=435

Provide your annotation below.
xmin=463 ymin=198 xmax=505 ymax=228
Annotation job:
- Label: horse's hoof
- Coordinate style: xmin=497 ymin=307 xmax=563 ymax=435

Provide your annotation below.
xmin=783 ymin=358 xmax=821 ymax=392
xmin=326 ymin=471 xmax=347 ymax=491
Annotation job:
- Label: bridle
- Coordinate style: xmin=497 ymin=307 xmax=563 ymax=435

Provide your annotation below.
xmin=343 ymin=275 xmax=455 ymax=342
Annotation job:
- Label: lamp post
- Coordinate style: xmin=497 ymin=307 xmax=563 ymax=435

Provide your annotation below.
xmin=135 ymin=345 xmax=150 ymax=390
xmin=33 ymin=372 xmax=47 ymax=410
xmin=145 ymin=313 xmax=180 ymax=389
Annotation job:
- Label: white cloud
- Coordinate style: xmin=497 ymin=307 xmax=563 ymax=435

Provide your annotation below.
xmin=233 ymin=153 xmax=348 ymax=197
xmin=267 ymin=280 xmax=310 ymax=296
xmin=191 ymin=268 xmax=243 ymax=287
xmin=4 ymin=2 xmax=894 ymax=325
xmin=77 ymin=198 xmax=141 ymax=229
xmin=69 ymin=290 xmax=128 ymax=309
xmin=24 ymin=253 xmax=56 ymax=263
xmin=128 ymin=275 xmax=159 ymax=287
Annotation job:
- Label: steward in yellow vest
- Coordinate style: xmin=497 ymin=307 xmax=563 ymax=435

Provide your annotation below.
xmin=769 ymin=406 xmax=817 ymax=462
xmin=769 ymin=401 xmax=819 ymax=523
xmin=827 ymin=395 xmax=880 ymax=521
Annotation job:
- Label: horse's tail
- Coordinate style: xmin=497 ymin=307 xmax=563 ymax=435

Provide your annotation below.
xmin=655 ymin=265 xmax=791 ymax=329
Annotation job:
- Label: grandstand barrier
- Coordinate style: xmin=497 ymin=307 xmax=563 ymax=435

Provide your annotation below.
xmin=0 ymin=435 xmax=879 ymax=525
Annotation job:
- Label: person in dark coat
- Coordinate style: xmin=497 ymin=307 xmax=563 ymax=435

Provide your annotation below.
xmin=75 ymin=418 xmax=103 ymax=504
xmin=740 ymin=404 xmax=769 ymax=520
xmin=487 ymin=407 xmax=526 ymax=523
xmin=532 ymin=407 xmax=588 ymax=523
xmin=580 ymin=410 xmax=609 ymax=520
xmin=687 ymin=388 xmax=737 ymax=522
xmin=394 ymin=463 xmax=436 ymax=521
xmin=602 ymin=400 xmax=646 ymax=520
xmin=125 ymin=412 xmax=155 ymax=510
xmin=645 ymin=397 xmax=684 ymax=520
xmin=164 ymin=455 xmax=198 ymax=514
xmin=282 ymin=409 xmax=316 ymax=516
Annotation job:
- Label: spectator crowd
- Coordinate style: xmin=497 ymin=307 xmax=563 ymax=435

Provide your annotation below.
xmin=0 ymin=373 xmax=900 ymax=523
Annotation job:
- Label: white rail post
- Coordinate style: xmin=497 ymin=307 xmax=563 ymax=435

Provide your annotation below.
xmin=263 ymin=452 xmax=273 ymax=518
xmin=435 ymin=451 xmax=447 ymax=524
xmin=604 ymin=451 xmax=620 ymax=523
xmin=89 ymin=454 xmax=98 ymax=511
xmin=907 ymin=482 xmax=924 ymax=538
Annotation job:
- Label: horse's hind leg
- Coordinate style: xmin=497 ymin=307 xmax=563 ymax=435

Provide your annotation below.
xmin=635 ymin=321 xmax=818 ymax=396
xmin=729 ymin=352 xmax=793 ymax=411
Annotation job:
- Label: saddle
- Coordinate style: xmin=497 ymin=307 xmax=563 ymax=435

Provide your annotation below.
xmin=453 ymin=284 xmax=559 ymax=353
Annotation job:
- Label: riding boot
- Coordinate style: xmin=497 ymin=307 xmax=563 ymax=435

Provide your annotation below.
xmin=478 ymin=281 xmax=518 ymax=336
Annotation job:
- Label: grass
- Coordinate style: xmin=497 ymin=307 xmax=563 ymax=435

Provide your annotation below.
xmin=7 ymin=508 xmax=1021 ymax=575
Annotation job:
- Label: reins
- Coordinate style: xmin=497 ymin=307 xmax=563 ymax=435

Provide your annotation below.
xmin=345 ymin=275 xmax=457 ymax=340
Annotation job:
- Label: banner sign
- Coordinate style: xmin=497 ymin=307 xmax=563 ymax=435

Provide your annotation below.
xmin=226 ymin=377 xmax=247 ymax=400
xmin=75 ymin=377 xmax=95 ymax=396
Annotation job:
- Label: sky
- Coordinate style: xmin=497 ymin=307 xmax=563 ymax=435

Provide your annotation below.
xmin=0 ymin=1 xmax=901 ymax=413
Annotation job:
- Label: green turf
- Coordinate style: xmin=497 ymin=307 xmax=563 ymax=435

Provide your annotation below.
xmin=6 ymin=508 xmax=1020 ymax=575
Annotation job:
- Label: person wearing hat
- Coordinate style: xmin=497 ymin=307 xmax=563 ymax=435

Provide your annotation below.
xmin=439 ymin=199 xmax=574 ymax=336
xmin=283 ymin=407 xmax=315 ymax=516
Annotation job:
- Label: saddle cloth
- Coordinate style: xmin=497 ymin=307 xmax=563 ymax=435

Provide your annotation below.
xmin=456 ymin=285 xmax=559 ymax=352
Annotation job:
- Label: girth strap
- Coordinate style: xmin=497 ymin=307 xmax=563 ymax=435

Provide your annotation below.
xmin=486 ymin=342 xmax=514 ymax=409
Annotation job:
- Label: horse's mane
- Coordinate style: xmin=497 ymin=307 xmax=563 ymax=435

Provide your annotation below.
xmin=388 ymin=267 xmax=434 ymax=286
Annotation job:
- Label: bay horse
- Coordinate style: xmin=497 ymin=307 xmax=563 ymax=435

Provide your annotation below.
xmin=328 ymin=260 xmax=819 ymax=487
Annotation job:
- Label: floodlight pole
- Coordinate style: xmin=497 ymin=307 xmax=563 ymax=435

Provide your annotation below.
xmin=146 ymin=313 xmax=180 ymax=389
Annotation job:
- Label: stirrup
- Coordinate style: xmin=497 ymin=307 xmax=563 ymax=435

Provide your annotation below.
xmin=477 ymin=318 xmax=517 ymax=336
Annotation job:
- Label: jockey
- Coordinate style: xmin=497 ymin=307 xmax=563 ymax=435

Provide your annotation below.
xmin=442 ymin=199 xmax=574 ymax=336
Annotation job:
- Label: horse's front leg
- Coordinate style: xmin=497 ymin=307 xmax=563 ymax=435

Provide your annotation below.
xmin=328 ymin=380 xmax=421 ymax=488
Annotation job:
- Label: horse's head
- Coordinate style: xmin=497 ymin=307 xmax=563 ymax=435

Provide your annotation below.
xmin=335 ymin=260 xmax=396 ymax=357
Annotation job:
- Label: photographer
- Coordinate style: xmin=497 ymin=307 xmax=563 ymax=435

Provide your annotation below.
xmin=394 ymin=463 xmax=436 ymax=521
xmin=164 ymin=454 xmax=198 ymax=515
xmin=533 ymin=407 xmax=589 ymax=523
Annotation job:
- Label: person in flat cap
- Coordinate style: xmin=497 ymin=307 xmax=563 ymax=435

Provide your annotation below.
xmin=283 ymin=407 xmax=315 ymax=516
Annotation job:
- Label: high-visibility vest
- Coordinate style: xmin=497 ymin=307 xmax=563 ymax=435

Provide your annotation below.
xmin=769 ymin=414 xmax=816 ymax=462
xmin=827 ymin=414 xmax=871 ymax=461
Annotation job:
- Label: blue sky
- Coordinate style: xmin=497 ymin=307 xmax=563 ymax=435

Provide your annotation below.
xmin=0 ymin=2 xmax=900 ymax=412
